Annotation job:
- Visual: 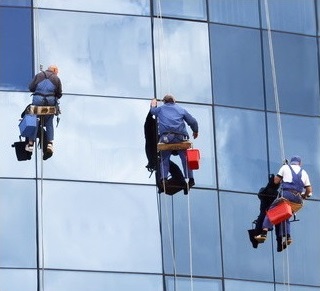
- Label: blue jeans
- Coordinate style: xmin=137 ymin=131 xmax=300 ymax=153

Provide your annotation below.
xmin=32 ymin=95 xmax=56 ymax=141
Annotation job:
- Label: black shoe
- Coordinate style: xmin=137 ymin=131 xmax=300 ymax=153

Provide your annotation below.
xmin=188 ymin=178 xmax=195 ymax=188
xmin=248 ymin=229 xmax=259 ymax=248
xmin=277 ymin=238 xmax=284 ymax=252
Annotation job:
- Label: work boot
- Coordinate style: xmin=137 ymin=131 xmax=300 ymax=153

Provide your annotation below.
xmin=254 ymin=230 xmax=267 ymax=243
xmin=188 ymin=178 xmax=195 ymax=188
xmin=25 ymin=143 xmax=34 ymax=152
xmin=47 ymin=143 xmax=54 ymax=154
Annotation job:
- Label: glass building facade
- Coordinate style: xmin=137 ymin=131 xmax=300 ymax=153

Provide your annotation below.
xmin=0 ymin=0 xmax=320 ymax=290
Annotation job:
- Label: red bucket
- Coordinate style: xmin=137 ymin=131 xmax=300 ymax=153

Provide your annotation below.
xmin=186 ymin=149 xmax=200 ymax=170
xmin=266 ymin=200 xmax=292 ymax=225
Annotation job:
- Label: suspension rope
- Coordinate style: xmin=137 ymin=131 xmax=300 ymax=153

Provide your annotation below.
xmin=263 ymin=0 xmax=286 ymax=162
xmin=39 ymin=117 xmax=45 ymax=291
xmin=155 ymin=0 xmax=171 ymax=96
xmin=263 ymin=1 xmax=290 ymax=290
xmin=154 ymin=1 xmax=194 ymax=290
xmin=33 ymin=0 xmax=45 ymax=290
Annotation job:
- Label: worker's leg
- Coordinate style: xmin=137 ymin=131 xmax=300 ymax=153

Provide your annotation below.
xmin=159 ymin=150 xmax=171 ymax=180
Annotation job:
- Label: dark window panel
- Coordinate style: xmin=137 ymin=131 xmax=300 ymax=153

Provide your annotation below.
xmin=0 ymin=7 xmax=32 ymax=90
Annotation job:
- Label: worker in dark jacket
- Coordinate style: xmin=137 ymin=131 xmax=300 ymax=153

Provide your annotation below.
xmin=150 ymin=94 xmax=198 ymax=187
xmin=255 ymin=156 xmax=312 ymax=248
xmin=26 ymin=65 xmax=62 ymax=154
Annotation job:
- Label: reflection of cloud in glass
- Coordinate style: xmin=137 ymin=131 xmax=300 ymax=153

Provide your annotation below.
xmin=0 ymin=269 xmax=37 ymax=291
xmin=43 ymin=182 xmax=162 ymax=273
xmin=0 ymin=180 xmax=36 ymax=267
xmin=37 ymin=0 xmax=150 ymax=15
xmin=154 ymin=19 xmax=212 ymax=103
xmin=46 ymin=97 xmax=151 ymax=184
xmin=36 ymin=11 xmax=153 ymax=97
xmin=45 ymin=271 xmax=162 ymax=291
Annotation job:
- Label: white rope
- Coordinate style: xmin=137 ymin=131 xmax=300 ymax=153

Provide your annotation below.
xmin=155 ymin=0 xmax=171 ymax=97
xmin=33 ymin=0 xmax=42 ymax=71
xmin=264 ymin=1 xmax=290 ymax=289
xmin=263 ymin=0 xmax=286 ymax=162
xmin=33 ymin=1 xmax=45 ymax=289
xmin=155 ymin=1 xmax=193 ymax=290
xmin=40 ymin=117 xmax=45 ymax=291
xmin=186 ymin=194 xmax=194 ymax=291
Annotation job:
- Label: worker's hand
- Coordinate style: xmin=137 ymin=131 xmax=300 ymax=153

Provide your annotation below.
xmin=193 ymin=132 xmax=198 ymax=139
xmin=151 ymin=98 xmax=157 ymax=107
xmin=302 ymin=192 xmax=312 ymax=199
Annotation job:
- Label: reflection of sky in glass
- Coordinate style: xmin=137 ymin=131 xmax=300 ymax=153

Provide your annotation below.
xmin=209 ymin=0 xmax=260 ymax=28
xmin=154 ymin=19 xmax=212 ymax=103
xmin=0 ymin=0 xmax=30 ymax=6
xmin=45 ymin=271 xmax=162 ymax=291
xmin=166 ymin=276 xmax=222 ymax=291
xmin=0 ymin=180 xmax=36 ymax=267
xmin=0 ymin=92 xmax=37 ymax=178
xmin=274 ymin=201 xmax=320 ymax=286
xmin=220 ymin=192 xmax=274 ymax=281
xmin=211 ymin=24 xmax=264 ymax=110
xmin=215 ymin=107 xmax=268 ymax=193
xmin=0 ymin=269 xmax=37 ymax=291
xmin=43 ymin=182 xmax=162 ymax=273
xmin=37 ymin=0 xmax=150 ymax=15
xmin=154 ymin=0 xmax=207 ymax=20
xmin=263 ymin=32 xmax=319 ymax=116
xmin=0 ymin=7 xmax=32 ymax=90
xmin=36 ymin=10 xmax=153 ymax=98
xmin=267 ymin=113 xmax=320 ymax=195
xmin=260 ymin=0 xmax=316 ymax=35
xmin=161 ymin=190 xmax=222 ymax=277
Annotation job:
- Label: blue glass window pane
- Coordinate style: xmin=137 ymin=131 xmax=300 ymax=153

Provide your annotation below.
xmin=0 ymin=7 xmax=32 ymax=90
xmin=215 ymin=107 xmax=268 ymax=192
xmin=165 ymin=276 xmax=222 ymax=291
xmin=225 ymin=279 xmax=273 ymax=290
xmin=154 ymin=19 xmax=212 ymax=103
xmin=209 ymin=0 xmax=259 ymax=28
xmin=36 ymin=10 xmax=153 ymax=98
xmin=153 ymin=0 xmax=207 ymax=20
xmin=267 ymin=113 xmax=320 ymax=200
xmin=261 ymin=0 xmax=316 ymax=35
xmin=0 ymin=270 xmax=37 ymax=291
xmin=45 ymin=271 xmax=163 ymax=291
xmin=274 ymin=200 xmax=320 ymax=286
xmin=43 ymin=182 xmax=162 ymax=272
xmin=0 ymin=180 xmax=36 ymax=268
xmin=210 ymin=24 xmax=264 ymax=109
xmin=221 ymin=192 xmax=274 ymax=281
xmin=264 ymin=32 xmax=319 ymax=115
xmin=0 ymin=0 xmax=30 ymax=6
xmin=36 ymin=0 xmax=150 ymax=15
xmin=0 ymin=92 xmax=37 ymax=178
xmin=161 ymin=190 xmax=222 ymax=277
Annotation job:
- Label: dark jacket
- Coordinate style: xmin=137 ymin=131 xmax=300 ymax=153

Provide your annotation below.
xmin=29 ymin=70 xmax=62 ymax=99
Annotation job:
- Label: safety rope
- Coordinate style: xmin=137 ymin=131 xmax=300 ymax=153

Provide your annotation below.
xmin=33 ymin=0 xmax=45 ymax=290
xmin=39 ymin=117 xmax=45 ymax=291
xmin=263 ymin=1 xmax=290 ymax=289
xmin=155 ymin=0 xmax=171 ymax=96
xmin=154 ymin=1 xmax=194 ymax=290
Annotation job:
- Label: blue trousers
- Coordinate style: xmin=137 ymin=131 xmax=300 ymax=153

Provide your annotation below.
xmin=32 ymin=95 xmax=56 ymax=141
xmin=159 ymin=133 xmax=193 ymax=180
xmin=262 ymin=190 xmax=303 ymax=235
xmin=159 ymin=149 xmax=193 ymax=180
